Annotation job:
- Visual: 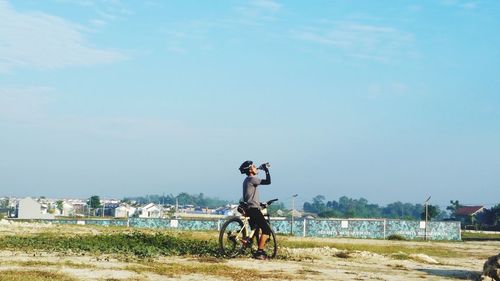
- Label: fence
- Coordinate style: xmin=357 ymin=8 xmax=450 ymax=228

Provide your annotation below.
xmin=14 ymin=217 xmax=462 ymax=241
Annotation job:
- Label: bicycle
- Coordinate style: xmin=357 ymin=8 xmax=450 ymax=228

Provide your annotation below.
xmin=219 ymin=199 xmax=278 ymax=258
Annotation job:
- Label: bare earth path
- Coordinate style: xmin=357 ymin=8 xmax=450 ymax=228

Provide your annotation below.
xmin=0 ymin=221 xmax=497 ymax=280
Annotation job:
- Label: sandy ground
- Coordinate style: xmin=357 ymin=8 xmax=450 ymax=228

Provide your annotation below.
xmin=0 ymin=220 xmax=498 ymax=281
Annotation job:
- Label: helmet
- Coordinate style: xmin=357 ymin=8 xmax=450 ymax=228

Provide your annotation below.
xmin=239 ymin=160 xmax=253 ymax=174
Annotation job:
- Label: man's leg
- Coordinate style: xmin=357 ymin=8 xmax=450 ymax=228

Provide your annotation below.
xmin=258 ymin=234 xmax=269 ymax=250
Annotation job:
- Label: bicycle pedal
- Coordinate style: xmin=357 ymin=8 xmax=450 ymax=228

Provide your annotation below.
xmin=241 ymin=237 xmax=251 ymax=245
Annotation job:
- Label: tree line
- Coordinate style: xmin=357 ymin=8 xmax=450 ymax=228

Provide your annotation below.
xmin=302 ymin=195 xmax=500 ymax=227
xmin=303 ymin=195 xmax=445 ymax=220
xmin=122 ymin=192 xmax=230 ymax=209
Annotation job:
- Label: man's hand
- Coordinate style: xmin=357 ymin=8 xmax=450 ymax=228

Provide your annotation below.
xmin=259 ymin=163 xmax=269 ymax=172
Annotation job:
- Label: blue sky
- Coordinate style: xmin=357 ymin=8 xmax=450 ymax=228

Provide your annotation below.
xmin=1 ymin=0 xmax=499 ymax=208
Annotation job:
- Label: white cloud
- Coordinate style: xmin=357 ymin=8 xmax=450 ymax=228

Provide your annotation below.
xmin=89 ymin=18 xmax=107 ymax=27
xmin=52 ymin=0 xmax=96 ymax=7
xmin=440 ymin=0 xmax=478 ymax=9
xmin=461 ymin=2 xmax=478 ymax=9
xmin=233 ymin=0 xmax=282 ymax=26
xmin=292 ymin=21 xmax=414 ymax=63
xmin=0 ymin=1 xmax=126 ymax=72
xmin=163 ymin=1 xmax=283 ymax=54
xmin=250 ymin=0 xmax=282 ymax=12
xmin=52 ymin=0 xmax=134 ymax=27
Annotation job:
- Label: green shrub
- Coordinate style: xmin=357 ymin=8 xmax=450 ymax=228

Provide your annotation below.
xmin=391 ymin=252 xmax=410 ymax=260
xmin=0 ymin=231 xmax=220 ymax=258
xmin=387 ymin=234 xmax=407 ymax=241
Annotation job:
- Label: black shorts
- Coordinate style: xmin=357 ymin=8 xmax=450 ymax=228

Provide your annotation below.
xmin=247 ymin=208 xmax=272 ymax=235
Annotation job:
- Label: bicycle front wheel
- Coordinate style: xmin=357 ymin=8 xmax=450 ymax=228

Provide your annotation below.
xmin=219 ymin=217 xmax=246 ymax=258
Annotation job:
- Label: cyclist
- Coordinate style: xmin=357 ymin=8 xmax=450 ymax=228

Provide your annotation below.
xmin=239 ymin=160 xmax=272 ymax=260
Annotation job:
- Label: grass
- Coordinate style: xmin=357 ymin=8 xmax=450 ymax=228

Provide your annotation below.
xmin=390 ymin=252 xmax=410 ymax=260
xmin=2 ymin=260 xmax=96 ymax=269
xmin=0 ymin=231 xmax=220 ymax=258
xmin=279 ymin=237 xmax=466 ymax=258
xmin=296 ymin=268 xmax=322 ymax=275
xmin=387 ymin=234 xmax=407 ymax=241
xmin=335 ymin=251 xmax=352 ymax=258
xmin=0 ymin=270 xmax=77 ymax=281
xmin=461 ymin=231 xmax=500 ymax=241
xmin=126 ymin=261 xmax=295 ymax=281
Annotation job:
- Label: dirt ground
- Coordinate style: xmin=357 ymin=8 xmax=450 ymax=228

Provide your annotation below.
xmin=0 ymin=221 xmax=498 ymax=281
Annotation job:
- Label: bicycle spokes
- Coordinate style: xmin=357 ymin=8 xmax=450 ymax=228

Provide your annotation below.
xmin=219 ymin=218 xmax=247 ymax=257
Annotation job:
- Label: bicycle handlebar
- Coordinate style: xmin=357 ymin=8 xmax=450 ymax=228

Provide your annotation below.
xmin=261 ymin=198 xmax=278 ymax=208
xmin=267 ymin=198 xmax=278 ymax=205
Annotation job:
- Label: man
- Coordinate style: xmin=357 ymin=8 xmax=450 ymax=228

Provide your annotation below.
xmin=239 ymin=160 xmax=271 ymax=260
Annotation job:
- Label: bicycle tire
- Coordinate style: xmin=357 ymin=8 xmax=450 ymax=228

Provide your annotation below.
xmin=219 ymin=217 xmax=247 ymax=258
xmin=252 ymin=229 xmax=278 ymax=259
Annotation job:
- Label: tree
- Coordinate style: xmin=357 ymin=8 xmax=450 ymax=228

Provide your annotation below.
xmin=89 ymin=196 xmax=101 ymax=208
xmin=303 ymin=195 xmax=326 ymax=214
xmin=176 ymin=192 xmax=195 ymax=206
xmin=123 ymin=193 xmax=229 ymax=209
xmin=477 ymin=204 xmax=500 ymax=226
xmin=88 ymin=195 xmax=101 ymax=216
xmin=268 ymin=202 xmax=286 ymax=217
xmin=165 ymin=207 xmax=176 ymax=218
xmin=493 ymin=204 xmax=500 ymax=226
xmin=421 ymin=205 xmax=440 ymax=221
xmin=0 ymin=198 xmax=9 ymax=208
xmin=318 ymin=209 xmax=340 ymax=218
xmin=446 ymin=200 xmax=462 ymax=218
xmin=301 ymin=196 xmax=449 ymax=220
xmin=56 ymin=200 xmax=64 ymax=215
xmin=312 ymin=195 xmax=326 ymax=213
xmin=477 ymin=208 xmax=495 ymax=226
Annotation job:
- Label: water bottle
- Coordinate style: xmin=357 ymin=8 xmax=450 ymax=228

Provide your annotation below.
xmin=257 ymin=163 xmax=271 ymax=170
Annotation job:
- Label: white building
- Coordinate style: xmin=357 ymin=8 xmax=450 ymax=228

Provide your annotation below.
xmin=114 ymin=204 xmax=137 ymax=218
xmin=17 ymin=197 xmax=55 ymax=219
xmin=55 ymin=201 xmax=75 ymax=216
xmin=139 ymin=203 xmax=162 ymax=218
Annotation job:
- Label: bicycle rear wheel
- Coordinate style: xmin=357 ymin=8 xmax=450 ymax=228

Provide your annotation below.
xmin=253 ymin=230 xmax=277 ymax=258
xmin=219 ymin=217 xmax=246 ymax=258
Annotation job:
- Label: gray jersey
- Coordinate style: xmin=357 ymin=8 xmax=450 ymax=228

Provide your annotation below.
xmin=243 ymin=176 xmax=262 ymax=209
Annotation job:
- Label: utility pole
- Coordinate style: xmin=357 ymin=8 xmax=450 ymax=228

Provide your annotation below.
xmin=176 ymin=197 xmax=179 ymax=217
xmin=290 ymin=194 xmax=298 ymax=235
xmin=424 ymin=196 xmax=431 ymax=241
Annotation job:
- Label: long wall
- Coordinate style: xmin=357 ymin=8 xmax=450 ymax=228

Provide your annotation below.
xmin=16 ymin=217 xmax=462 ymax=241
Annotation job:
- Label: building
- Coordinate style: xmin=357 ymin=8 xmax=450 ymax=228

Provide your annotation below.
xmin=455 ymin=205 xmax=485 ymax=228
xmin=138 ymin=203 xmax=162 ymax=218
xmin=17 ymin=197 xmax=55 ymax=219
xmin=114 ymin=204 xmax=137 ymax=218
xmin=95 ymin=202 xmax=120 ymax=217
xmin=51 ymin=201 xmax=75 ymax=217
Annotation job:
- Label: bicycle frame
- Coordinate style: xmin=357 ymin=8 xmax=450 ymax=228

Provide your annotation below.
xmin=237 ymin=216 xmax=255 ymax=242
